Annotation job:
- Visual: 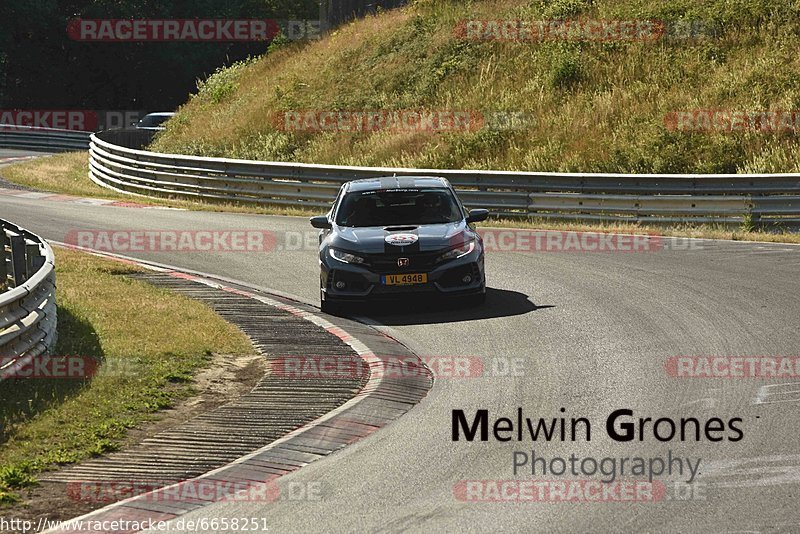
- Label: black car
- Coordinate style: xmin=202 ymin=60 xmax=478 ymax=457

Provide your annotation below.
xmin=133 ymin=112 xmax=175 ymax=131
xmin=310 ymin=176 xmax=489 ymax=313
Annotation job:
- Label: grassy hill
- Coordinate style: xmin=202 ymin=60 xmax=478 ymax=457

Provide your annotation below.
xmin=152 ymin=0 xmax=800 ymax=174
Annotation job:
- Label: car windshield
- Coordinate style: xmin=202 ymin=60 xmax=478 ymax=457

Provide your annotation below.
xmin=335 ymin=188 xmax=463 ymax=227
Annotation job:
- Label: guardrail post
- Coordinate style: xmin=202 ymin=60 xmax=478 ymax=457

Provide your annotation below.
xmin=9 ymin=235 xmax=27 ymax=286
xmin=319 ymin=0 xmax=331 ymax=33
xmin=25 ymin=242 xmax=44 ymax=278
xmin=747 ymin=197 xmax=761 ymax=227
xmin=0 ymin=232 xmax=8 ymax=288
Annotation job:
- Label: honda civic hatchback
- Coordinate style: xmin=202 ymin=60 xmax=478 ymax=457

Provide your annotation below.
xmin=310 ymin=176 xmax=489 ymax=314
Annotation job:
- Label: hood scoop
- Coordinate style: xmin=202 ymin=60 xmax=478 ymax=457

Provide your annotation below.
xmin=384 ymin=226 xmax=418 ymax=232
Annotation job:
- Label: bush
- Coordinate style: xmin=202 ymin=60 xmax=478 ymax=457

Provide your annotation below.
xmin=195 ymin=58 xmax=257 ymax=104
xmin=549 ymin=46 xmax=585 ymax=89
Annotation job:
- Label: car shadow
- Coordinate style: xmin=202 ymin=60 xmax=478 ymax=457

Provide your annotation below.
xmin=349 ymin=287 xmax=553 ymax=326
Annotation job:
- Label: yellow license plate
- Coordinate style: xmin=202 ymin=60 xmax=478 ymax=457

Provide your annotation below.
xmin=382 ymin=273 xmax=428 ymax=286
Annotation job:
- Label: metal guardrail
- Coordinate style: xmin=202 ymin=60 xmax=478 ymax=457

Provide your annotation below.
xmin=93 ymin=127 xmax=157 ymax=150
xmin=0 ymin=124 xmax=91 ymax=152
xmin=1 ymin=220 xmax=57 ymax=381
xmin=88 ymin=131 xmax=800 ymax=225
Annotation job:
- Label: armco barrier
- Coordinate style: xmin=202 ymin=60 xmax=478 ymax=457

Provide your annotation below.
xmin=94 ymin=127 xmax=156 ymax=150
xmin=88 ymin=131 xmax=800 ymax=225
xmin=1 ymin=220 xmax=57 ymax=381
xmin=0 ymin=124 xmax=91 ymax=152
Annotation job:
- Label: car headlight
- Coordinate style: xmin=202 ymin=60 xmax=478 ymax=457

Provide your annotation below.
xmin=329 ymin=248 xmax=366 ymax=264
xmin=436 ymin=239 xmax=476 ymax=263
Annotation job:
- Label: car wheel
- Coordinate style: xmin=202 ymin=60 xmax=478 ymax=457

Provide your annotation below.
xmin=465 ymin=286 xmax=486 ymax=307
xmin=320 ymin=291 xmax=342 ymax=315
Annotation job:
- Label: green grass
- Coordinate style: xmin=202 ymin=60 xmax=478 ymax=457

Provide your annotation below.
xmin=0 ymin=248 xmax=254 ymax=502
xmin=3 ymin=153 xmax=99 ymax=199
xmin=149 ymin=0 xmax=800 ymax=174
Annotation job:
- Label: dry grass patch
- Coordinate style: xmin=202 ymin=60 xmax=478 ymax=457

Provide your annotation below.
xmin=150 ymin=0 xmax=800 ymax=174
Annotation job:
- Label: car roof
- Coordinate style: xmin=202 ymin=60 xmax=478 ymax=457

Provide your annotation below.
xmin=345 ymin=176 xmax=450 ymax=192
xmin=143 ymin=112 xmax=175 ymax=118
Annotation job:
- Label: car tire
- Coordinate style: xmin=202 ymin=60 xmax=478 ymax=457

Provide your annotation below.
xmin=320 ymin=291 xmax=342 ymax=315
xmin=465 ymin=286 xmax=486 ymax=307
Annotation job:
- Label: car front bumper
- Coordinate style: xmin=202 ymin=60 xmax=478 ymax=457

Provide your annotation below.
xmin=320 ymin=249 xmax=485 ymax=301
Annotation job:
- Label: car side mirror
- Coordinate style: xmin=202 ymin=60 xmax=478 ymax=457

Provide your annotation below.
xmin=310 ymin=216 xmax=332 ymax=229
xmin=466 ymin=209 xmax=489 ymax=224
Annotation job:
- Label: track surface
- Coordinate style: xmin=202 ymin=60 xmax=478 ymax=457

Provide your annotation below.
xmin=0 ymin=148 xmax=40 ymax=169
xmin=1 ymin=172 xmax=799 ymax=532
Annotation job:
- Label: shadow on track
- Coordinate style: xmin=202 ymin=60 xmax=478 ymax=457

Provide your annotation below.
xmin=350 ymin=287 xmax=553 ymax=326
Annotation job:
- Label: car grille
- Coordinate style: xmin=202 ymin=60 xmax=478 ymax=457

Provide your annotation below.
xmin=362 ymin=251 xmax=442 ymax=274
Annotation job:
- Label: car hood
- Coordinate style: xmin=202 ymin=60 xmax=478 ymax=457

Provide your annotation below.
xmin=330 ymin=222 xmax=471 ymax=254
